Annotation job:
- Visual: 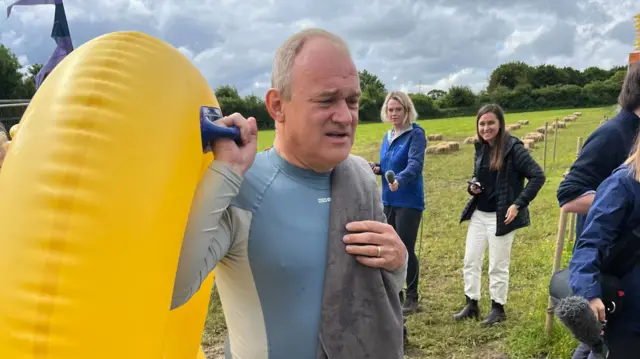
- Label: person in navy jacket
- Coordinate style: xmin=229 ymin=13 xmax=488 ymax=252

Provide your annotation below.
xmin=558 ymin=62 xmax=640 ymax=359
xmin=569 ymin=141 xmax=640 ymax=358
xmin=369 ymin=91 xmax=426 ymax=315
xmin=557 ymin=63 xmax=640 ymax=250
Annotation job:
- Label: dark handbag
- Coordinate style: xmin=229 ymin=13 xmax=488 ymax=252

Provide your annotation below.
xmin=549 ymin=269 xmax=624 ymax=318
xmin=595 ymin=226 xmax=640 ymax=318
xmin=549 ymin=225 xmax=640 ymax=318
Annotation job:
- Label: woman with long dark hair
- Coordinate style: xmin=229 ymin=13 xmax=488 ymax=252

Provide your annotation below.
xmin=454 ymin=104 xmax=545 ymax=327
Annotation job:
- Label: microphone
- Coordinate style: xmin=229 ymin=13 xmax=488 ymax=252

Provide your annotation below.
xmin=555 ymin=296 xmax=609 ymax=358
xmin=385 ymin=170 xmax=395 ymax=184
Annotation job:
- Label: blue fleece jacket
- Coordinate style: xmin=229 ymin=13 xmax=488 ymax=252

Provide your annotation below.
xmin=569 ymin=164 xmax=640 ymax=335
xmin=557 ymin=109 xmax=640 ymax=246
xmin=376 ymin=123 xmax=426 ymax=211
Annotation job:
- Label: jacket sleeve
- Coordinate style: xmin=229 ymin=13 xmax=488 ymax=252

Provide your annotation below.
xmin=395 ymin=128 xmax=426 ymax=187
xmin=467 ymin=145 xmax=481 ymax=196
xmin=374 ymin=137 xmax=386 ymax=176
xmin=512 ymin=144 xmax=546 ymax=209
xmin=170 ymin=160 xmax=243 ymax=310
xmin=569 ymin=174 xmax=632 ymax=300
xmin=557 ymin=126 xmax=624 ymax=207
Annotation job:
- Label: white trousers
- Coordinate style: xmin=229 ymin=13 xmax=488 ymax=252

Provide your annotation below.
xmin=463 ymin=210 xmax=516 ymax=305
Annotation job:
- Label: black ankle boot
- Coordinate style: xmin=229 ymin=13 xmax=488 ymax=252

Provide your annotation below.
xmin=402 ymin=295 xmax=419 ymax=315
xmin=453 ymin=295 xmax=480 ymax=321
xmin=403 ymin=316 xmax=408 ymax=346
xmin=481 ymin=300 xmax=506 ymax=327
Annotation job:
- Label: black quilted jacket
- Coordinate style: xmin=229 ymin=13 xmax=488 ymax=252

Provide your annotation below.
xmin=460 ymin=134 xmax=546 ymax=236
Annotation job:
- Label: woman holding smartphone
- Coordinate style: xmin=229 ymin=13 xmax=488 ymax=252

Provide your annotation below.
xmin=454 ymin=104 xmax=545 ymax=327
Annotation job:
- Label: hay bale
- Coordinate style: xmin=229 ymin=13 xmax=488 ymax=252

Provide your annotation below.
xmin=435 ymin=143 xmax=450 ymax=154
xmin=523 ymin=132 xmax=544 ymax=143
xmin=426 ymin=142 xmax=459 ymax=155
xmin=523 ymin=139 xmax=536 ymax=151
xmin=536 ymin=126 xmax=554 ymax=135
xmin=443 ymin=141 xmax=460 ymax=152
xmin=426 ymin=134 xmax=443 ymax=141
xmin=553 ymin=121 xmax=567 ymax=129
xmin=463 ymin=135 xmax=478 ymax=144
xmin=517 ymin=120 xmax=529 ymax=125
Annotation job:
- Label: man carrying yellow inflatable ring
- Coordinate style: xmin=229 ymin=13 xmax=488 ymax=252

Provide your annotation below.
xmin=171 ymin=28 xmax=408 ymax=359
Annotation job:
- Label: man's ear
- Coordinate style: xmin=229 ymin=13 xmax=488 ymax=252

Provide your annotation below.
xmin=265 ymin=88 xmax=285 ymax=124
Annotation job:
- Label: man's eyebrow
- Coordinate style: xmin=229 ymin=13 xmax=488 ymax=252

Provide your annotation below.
xmin=315 ymin=89 xmax=340 ymax=97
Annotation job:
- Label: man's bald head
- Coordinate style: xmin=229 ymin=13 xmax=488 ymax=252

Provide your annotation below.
xmin=271 ymin=28 xmax=357 ymax=100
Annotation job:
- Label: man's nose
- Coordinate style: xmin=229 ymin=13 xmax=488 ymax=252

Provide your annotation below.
xmin=331 ymin=101 xmax=354 ymax=124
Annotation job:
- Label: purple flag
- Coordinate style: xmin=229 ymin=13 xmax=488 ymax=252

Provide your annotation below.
xmin=6 ymin=0 xmax=56 ymax=19
xmin=6 ymin=0 xmax=73 ymax=90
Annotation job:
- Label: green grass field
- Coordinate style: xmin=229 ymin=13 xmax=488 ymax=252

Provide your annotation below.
xmin=201 ymin=106 xmax=617 ymax=359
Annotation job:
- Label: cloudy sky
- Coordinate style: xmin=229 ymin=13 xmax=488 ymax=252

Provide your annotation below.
xmin=0 ymin=0 xmax=638 ymax=98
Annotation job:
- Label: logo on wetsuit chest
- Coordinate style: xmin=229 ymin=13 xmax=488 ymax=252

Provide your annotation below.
xmin=317 ymin=197 xmax=331 ymax=204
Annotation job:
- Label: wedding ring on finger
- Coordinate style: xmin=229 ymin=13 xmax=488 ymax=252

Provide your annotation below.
xmin=376 ymin=245 xmax=381 ymax=258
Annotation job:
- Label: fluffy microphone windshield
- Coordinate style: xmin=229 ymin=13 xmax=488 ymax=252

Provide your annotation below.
xmin=555 ymin=296 xmax=604 ymax=347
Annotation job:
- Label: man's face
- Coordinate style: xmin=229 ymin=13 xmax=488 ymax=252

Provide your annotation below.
xmin=281 ymin=38 xmax=361 ymax=172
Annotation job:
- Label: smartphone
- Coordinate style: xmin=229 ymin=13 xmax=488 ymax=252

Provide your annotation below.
xmin=467 ymin=180 xmax=483 ymax=190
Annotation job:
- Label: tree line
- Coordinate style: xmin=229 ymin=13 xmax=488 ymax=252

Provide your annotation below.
xmin=0 ymin=42 xmax=626 ymax=131
xmin=214 ymin=62 xmax=626 ymax=130
xmin=0 ymin=44 xmax=41 ymax=100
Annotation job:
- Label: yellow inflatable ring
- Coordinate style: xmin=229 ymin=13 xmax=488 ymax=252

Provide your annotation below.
xmin=0 ymin=31 xmax=219 ymax=359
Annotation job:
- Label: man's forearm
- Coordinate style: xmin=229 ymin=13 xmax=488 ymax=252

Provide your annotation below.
xmin=170 ymin=161 xmax=243 ymax=310
xmin=562 ymin=193 xmax=595 ymax=215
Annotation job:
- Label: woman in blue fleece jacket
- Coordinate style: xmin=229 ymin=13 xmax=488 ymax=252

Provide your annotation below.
xmin=569 ymin=135 xmax=640 ymax=358
xmin=369 ymin=91 xmax=426 ymax=315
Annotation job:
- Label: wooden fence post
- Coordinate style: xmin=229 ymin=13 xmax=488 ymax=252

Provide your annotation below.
xmin=553 ymin=118 xmax=559 ymax=162
xmin=543 ymin=122 xmax=548 ymax=172
xmin=566 ymin=137 xmax=583 ymax=245
xmin=545 ymin=209 xmax=569 ymax=335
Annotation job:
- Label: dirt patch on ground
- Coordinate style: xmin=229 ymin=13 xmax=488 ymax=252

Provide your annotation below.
xmin=470 ymin=340 xmax=510 ymax=359
xmin=203 ymin=343 xmax=225 ymax=359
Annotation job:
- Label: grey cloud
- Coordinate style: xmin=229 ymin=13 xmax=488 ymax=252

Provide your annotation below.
xmin=341 ymin=4 xmax=420 ymax=42
xmin=0 ymin=0 xmax=635 ymax=97
xmin=605 ymin=19 xmax=636 ymax=46
xmin=427 ymin=0 xmax=588 ymax=20
xmin=515 ymin=21 xmax=577 ymax=60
